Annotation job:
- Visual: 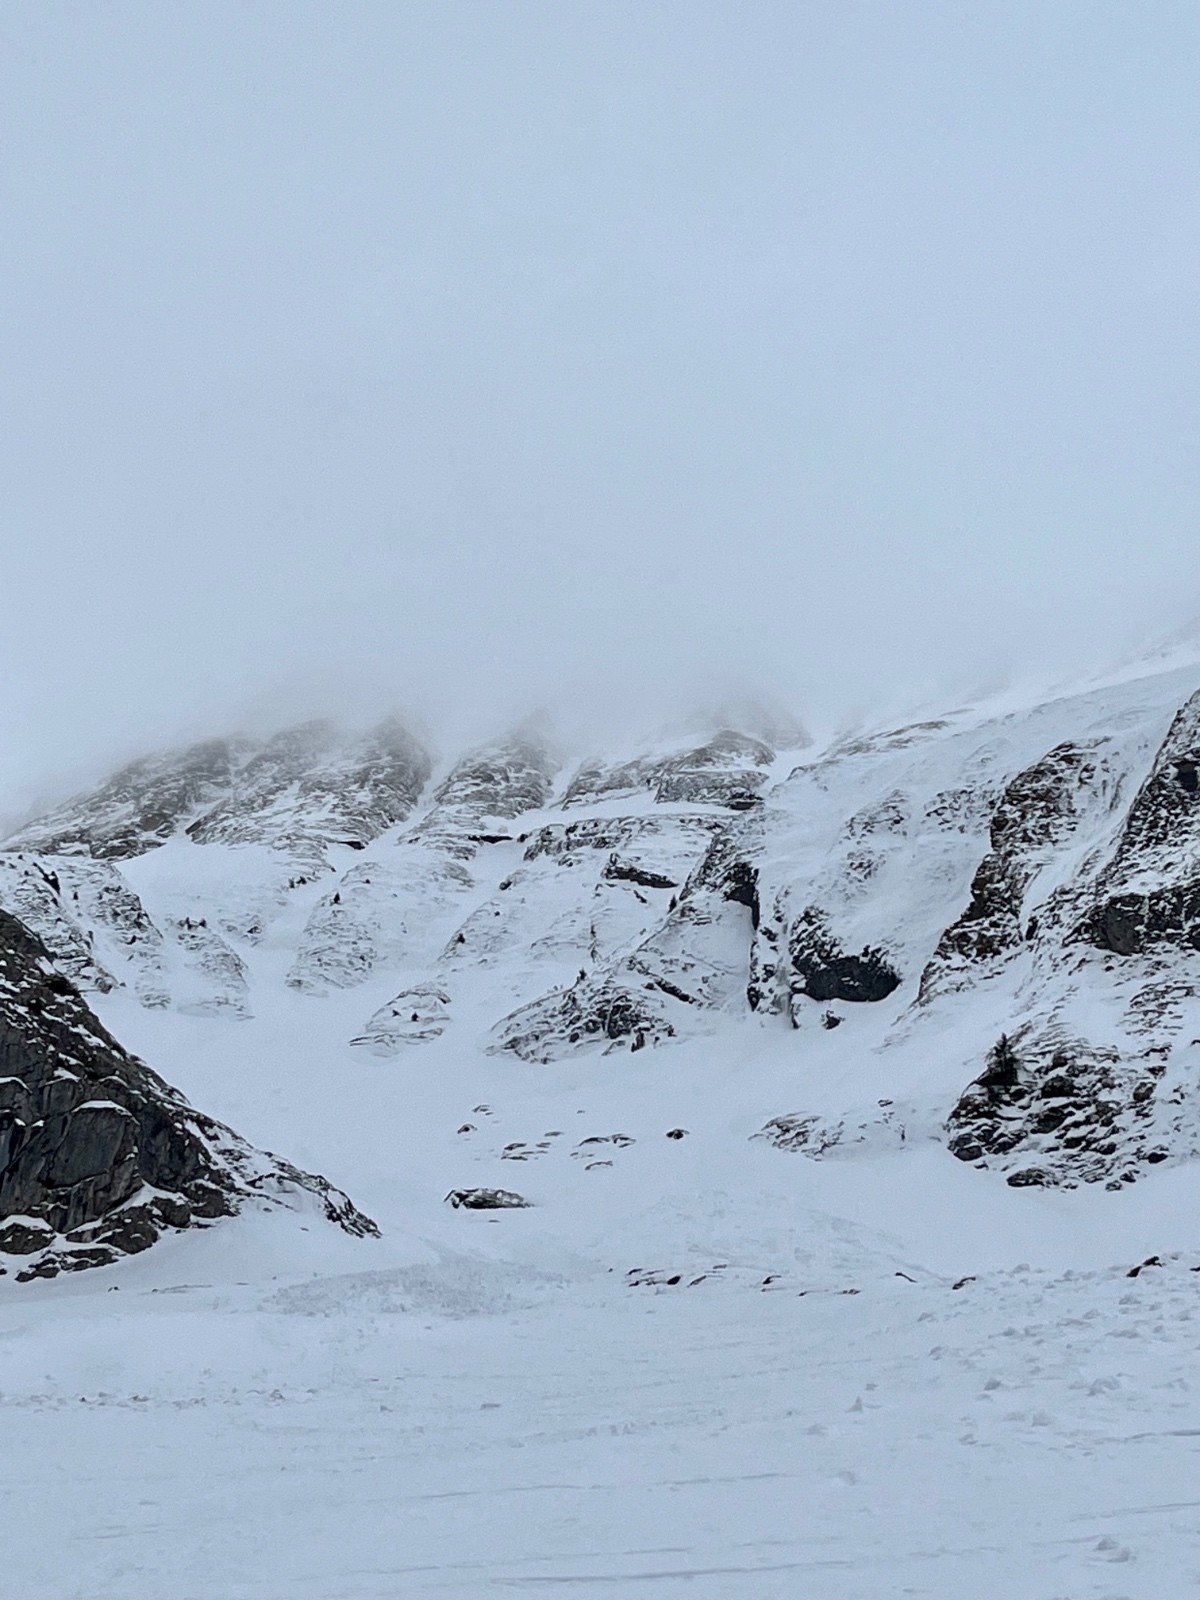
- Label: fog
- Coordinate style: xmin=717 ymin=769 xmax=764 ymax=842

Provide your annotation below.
xmin=3 ymin=2 xmax=1199 ymax=810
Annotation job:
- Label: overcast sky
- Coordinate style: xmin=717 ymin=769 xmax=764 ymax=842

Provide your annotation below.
xmin=3 ymin=2 xmax=1199 ymax=805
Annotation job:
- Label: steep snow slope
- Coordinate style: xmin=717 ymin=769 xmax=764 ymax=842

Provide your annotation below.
xmin=5 ymin=671 xmax=1200 ymax=1594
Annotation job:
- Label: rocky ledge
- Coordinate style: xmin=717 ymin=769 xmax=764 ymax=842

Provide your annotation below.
xmin=0 ymin=907 xmax=376 ymax=1280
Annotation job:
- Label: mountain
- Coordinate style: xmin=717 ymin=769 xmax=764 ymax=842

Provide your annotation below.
xmin=5 ymin=665 xmax=1200 ymax=1199
xmin=6 ymin=670 xmax=1200 ymax=1591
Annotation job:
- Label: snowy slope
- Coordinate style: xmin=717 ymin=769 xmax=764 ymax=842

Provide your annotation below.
xmin=4 ymin=668 xmax=1200 ymax=1594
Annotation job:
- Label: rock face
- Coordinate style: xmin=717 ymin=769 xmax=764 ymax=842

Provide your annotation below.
xmin=429 ymin=731 xmax=558 ymax=821
xmin=1 ymin=715 xmax=436 ymax=1011
xmin=3 ymin=718 xmax=433 ymax=869
xmin=445 ymin=1187 xmax=530 ymax=1210
xmin=920 ymin=742 xmax=1103 ymax=998
xmin=787 ymin=907 xmax=901 ymax=1005
xmin=944 ymin=1030 xmax=1180 ymax=1190
xmin=0 ymin=907 xmax=376 ymax=1279
xmin=1076 ymin=691 xmax=1200 ymax=956
xmin=352 ymin=983 xmax=452 ymax=1052
xmin=562 ymin=730 xmax=776 ymax=810
xmin=0 ymin=853 xmax=249 ymax=1015
xmin=186 ymin=717 xmax=432 ymax=859
xmin=287 ymin=730 xmax=559 ymax=997
xmin=4 ymin=739 xmax=238 ymax=860
xmin=492 ymin=810 xmax=762 ymax=1062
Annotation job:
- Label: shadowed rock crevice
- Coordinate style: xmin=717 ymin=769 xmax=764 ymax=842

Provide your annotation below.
xmin=788 ymin=907 xmax=900 ymax=1006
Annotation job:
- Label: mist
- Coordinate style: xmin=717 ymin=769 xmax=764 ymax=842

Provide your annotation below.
xmin=3 ymin=2 xmax=1199 ymax=811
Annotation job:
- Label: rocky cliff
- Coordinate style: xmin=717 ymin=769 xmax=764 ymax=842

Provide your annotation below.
xmin=0 ymin=906 xmax=376 ymax=1279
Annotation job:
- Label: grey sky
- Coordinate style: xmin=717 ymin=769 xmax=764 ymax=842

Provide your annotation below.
xmin=3 ymin=2 xmax=1198 ymax=805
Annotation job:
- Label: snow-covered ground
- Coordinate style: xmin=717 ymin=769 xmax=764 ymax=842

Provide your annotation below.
xmin=6 ymin=992 xmax=1200 ymax=1598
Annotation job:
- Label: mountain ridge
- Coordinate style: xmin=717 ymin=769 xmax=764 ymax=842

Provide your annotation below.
xmin=3 ymin=654 xmax=1200 ymax=1285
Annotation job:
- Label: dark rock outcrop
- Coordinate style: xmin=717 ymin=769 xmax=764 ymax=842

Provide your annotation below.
xmin=445 ymin=1187 xmax=529 ymax=1210
xmin=945 ymin=1030 xmax=1177 ymax=1187
xmin=1077 ymin=692 xmax=1200 ymax=956
xmin=0 ymin=908 xmax=376 ymax=1279
xmin=602 ymin=856 xmax=679 ymax=891
xmin=788 ymin=907 xmax=901 ymax=1005
xmin=494 ymin=977 xmax=675 ymax=1063
xmin=921 ymin=742 xmax=1100 ymax=996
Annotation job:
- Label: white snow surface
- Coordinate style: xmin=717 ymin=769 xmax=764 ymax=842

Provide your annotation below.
xmin=5 ymin=668 xmax=1200 ymax=1596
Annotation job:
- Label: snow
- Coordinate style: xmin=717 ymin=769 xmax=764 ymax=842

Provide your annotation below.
xmin=4 ymin=1195 xmax=1200 ymax=1597
xmin=4 ymin=667 xmax=1200 ymax=1595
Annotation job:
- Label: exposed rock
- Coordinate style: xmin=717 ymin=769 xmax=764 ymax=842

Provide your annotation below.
xmin=444 ymin=1187 xmax=530 ymax=1210
xmin=4 ymin=718 xmax=432 ymax=873
xmin=561 ymin=754 xmax=666 ymax=808
xmin=492 ymin=808 xmax=763 ymax=1061
xmin=562 ymin=730 xmax=775 ymax=811
xmin=754 ymin=1100 xmax=912 ymax=1158
xmin=288 ymin=730 xmax=564 ymax=1000
xmin=0 ymin=854 xmax=251 ymax=1016
xmin=601 ymin=856 xmax=679 ymax=891
xmin=0 ymin=907 xmax=376 ymax=1278
xmin=921 ymin=742 xmax=1101 ymax=999
xmin=824 ymin=719 xmax=952 ymax=762
xmin=188 ymin=717 xmax=431 ymax=859
xmin=655 ymin=770 xmax=768 ymax=808
xmin=0 ymin=855 xmax=119 ymax=994
xmin=522 ymin=815 xmax=718 ymax=912
xmin=169 ymin=917 xmax=251 ymax=1017
xmin=429 ymin=731 xmax=557 ymax=821
xmin=3 ymin=739 xmax=238 ymax=860
xmin=1126 ymin=1255 xmax=1164 ymax=1278
xmin=843 ymin=792 xmax=909 ymax=842
xmin=493 ymin=977 xmax=675 ymax=1063
xmin=352 ymin=984 xmax=452 ymax=1054
xmin=287 ymin=851 xmax=473 ymax=994
xmin=1075 ymin=692 xmax=1200 ymax=956
xmin=54 ymin=858 xmax=172 ymax=1008
xmin=788 ymin=907 xmax=901 ymax=1006
xmin=945 ymin=1030 xmax=1184 ymax=1186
